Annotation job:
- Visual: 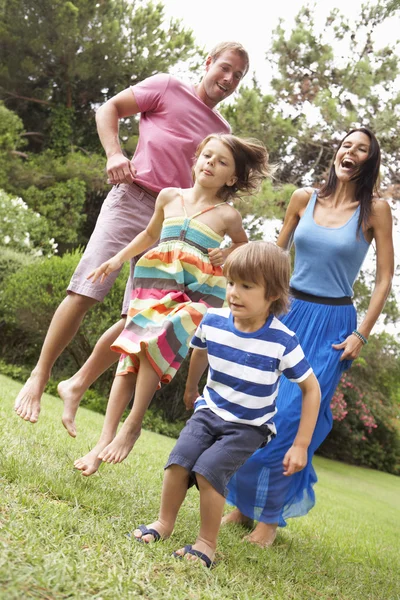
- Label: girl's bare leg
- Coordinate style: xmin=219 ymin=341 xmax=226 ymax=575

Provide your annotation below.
xmin=98 ymin=351 xmax=160 ymax=464
xmin=133 ymin=465 xmax=190 ymax=542
xmin=74 ymin=370 xmax=137 ymax=476
xmin=58 ymin=318 xmax=125 ymax=437
xmin=221 ymin=508 xmax=254 ymax=528
xmin=243 ymin=522 xmax=278 ymax=547
xmin=174 ymin=474 xmax=225 ymax=566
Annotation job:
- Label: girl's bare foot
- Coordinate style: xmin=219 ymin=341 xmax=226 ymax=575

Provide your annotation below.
xmin=243 ymin=522 xmax=278 ymax=548
xmin=74 ymin=440 xmax=111 ymax=476
xmin=174 ymin=538 xmax=215 ymax=568
xmin=58 ymin=379 xmax=83 ymax=438
xmin=221 ymin=508 xmax=254 ymax=528
xmin=14 ymin=372 xmax=48 ymax=423
xmin=98 ymin=423 xmax=141 ymax=464
xmin=132 ymin=520 xmax=172 ymax=543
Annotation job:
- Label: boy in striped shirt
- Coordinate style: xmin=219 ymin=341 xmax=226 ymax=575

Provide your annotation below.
xmin=132 ymin=242 xmax=321 ymax=567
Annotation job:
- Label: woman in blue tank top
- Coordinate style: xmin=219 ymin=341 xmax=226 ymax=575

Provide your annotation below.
xmin=224 ymin=127 xmax=394 ymax=546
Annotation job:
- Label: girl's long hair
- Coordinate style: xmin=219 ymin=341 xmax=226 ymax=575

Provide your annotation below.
xmin=319 ymin=127 xmax=381 ymax=231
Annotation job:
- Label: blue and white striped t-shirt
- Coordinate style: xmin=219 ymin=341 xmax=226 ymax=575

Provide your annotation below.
xmin=190 ymin=307 xmax=313 ymax=430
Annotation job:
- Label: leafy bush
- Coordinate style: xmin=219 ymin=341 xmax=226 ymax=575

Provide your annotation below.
xmin=319 ymin=333 xmax=400 ymax=475
xmin=0 ymin=189 xmax=57 ymax=256
xmin=0 ymin=246 xmax=37 ymax=286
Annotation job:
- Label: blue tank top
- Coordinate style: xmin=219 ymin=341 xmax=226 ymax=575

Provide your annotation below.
xmin=290 ymin=190 xmax=370 ymax=298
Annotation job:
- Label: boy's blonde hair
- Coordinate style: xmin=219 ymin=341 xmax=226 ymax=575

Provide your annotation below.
xmin=223 ymin=242 xmax=291 ymax=316
xmin=194 ymin=134 xmax=272 ymax=202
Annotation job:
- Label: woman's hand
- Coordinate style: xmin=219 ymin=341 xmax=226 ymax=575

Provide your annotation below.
xmin=332 ymin=333 xmax=365 ymax=361
xmin=87 ymin=255 xmax=123 ymax=284
xmin=183 ymin=387 xmax=200 ymax=411
xmin=208 ymin=248 xmax=225 ymax=267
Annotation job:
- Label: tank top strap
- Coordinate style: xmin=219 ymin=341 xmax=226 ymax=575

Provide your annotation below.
xmin=189 ymin=201 xmax=226 ymax=220
xmin=304 ymin=189 xmax=318 ymax=216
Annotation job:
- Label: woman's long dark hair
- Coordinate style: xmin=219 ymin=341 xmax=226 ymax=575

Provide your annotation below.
xmin=319 ymin=127 xmax=381 ymax=232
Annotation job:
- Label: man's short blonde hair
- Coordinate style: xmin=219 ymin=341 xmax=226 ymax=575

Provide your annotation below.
xmin=223 ymin=242 xmax=291 ymax=316
xmin=209 ymin=41 xmax=249 ymax=77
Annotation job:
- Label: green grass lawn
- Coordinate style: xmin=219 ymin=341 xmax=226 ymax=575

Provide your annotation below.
xmin=1 ymin=374 xmax=399 ymax=600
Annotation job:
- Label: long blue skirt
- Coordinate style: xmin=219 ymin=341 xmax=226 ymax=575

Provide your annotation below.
xmin=226 ymin=297 xmax=357 ymax=527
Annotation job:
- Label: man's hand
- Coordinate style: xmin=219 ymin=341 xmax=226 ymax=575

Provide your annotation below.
xmin=107 ymin=152 xmax=137 ymax=185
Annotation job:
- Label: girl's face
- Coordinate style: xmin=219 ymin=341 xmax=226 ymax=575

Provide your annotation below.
xmin=194 ymin=139 xmax=237 ymax=191
xmin=334 ymin=131 xmax=371 ymax=182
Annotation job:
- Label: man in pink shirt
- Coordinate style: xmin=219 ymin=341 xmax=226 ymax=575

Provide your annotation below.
xmin=14 ymin=41 xmax=249 ymax=433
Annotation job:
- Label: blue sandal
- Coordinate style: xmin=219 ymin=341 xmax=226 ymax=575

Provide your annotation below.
xmin=128 ymin=524 xmax=162 ymax=544
xmin=172 ymin=544 xmax=214 ymax=568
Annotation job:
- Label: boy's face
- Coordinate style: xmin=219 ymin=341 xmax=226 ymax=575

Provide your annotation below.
xmin=226 ymin=277 xmax=274 ymax=326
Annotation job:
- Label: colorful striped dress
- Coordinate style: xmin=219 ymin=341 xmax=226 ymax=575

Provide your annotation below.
xmin=110 ymin=197 xmax=227 ymax=384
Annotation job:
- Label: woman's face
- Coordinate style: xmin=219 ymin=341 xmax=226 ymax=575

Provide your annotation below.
xmin=334 ymin=131 xmax=371 ymax=182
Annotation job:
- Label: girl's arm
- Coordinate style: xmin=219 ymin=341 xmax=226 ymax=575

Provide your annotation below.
xmin=88 ymin=189 xmax=169 ymax=283
xmin=183 ymin=348 xmax=209 ymax=410
xmin=282 ymin=373 xmax=321 ymax=476
xmin=332 ymin=199 xmax=394 ymax=361
xmin=208 ymin=207 xmax=248 ymax=267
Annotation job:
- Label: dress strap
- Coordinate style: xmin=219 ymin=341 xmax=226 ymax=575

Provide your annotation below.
xmin=179 ymin=189 xmax=188 ymax=217
xmin=189 ymin=201 xmax=226 ymax=220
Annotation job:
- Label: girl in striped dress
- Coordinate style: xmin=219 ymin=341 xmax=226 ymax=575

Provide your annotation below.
xmin=74 ymin=134 xmax=271 ymax=475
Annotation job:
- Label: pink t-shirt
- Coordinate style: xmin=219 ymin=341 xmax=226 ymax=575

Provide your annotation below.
xmin=130 ymin=74 xmax=231 ymax=193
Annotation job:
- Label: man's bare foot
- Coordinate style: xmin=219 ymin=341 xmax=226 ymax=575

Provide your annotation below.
xmin=221 ymin=508 xmax=254 ymax=529
xmin=58 ymin=379 xmax=83 ymax=438
xmin=74 ymin=440 xmax=111 ymax=476
xmin=98 ymin=422 xmax=141 ymax=464
xmin=243 ymin=522 xmax=278 ymax=548
xmin=173 ymin=538 xmax=215 ymax=568
xmin=131 ymin=520 xmax=172 ymax=544
xmin=14 ymin=372 xmax=48 ymax=423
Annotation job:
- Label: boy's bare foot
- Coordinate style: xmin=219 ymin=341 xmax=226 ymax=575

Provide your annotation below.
xmin=98 ymin=423 xmax=141 ymax=464
xmin=58 ymin=379 xmax=83 ymax=438
xmin=74 ymin=440 xmax=111 ymax=476
xmin=221 ymin=508 xmax=254 ymax=528
xmin=173 ymin=538 xmax=215 ymax=568
xmin=131 ymin=520 xmax=172 ymax=543
xmin=243 ymin=522 xmax=278 ymax=548
xmin=14 ymin=372 xmax=48 ymax=423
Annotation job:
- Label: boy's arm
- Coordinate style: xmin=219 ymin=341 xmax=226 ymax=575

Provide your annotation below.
xmin=282 ymin=373 xmax=321 ymax=476
xmin=183 ymin=348 xmax=209 ymax=410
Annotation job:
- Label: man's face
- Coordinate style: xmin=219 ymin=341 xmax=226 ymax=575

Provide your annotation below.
xmin=200 ymin=50 xmax=247 ymax=108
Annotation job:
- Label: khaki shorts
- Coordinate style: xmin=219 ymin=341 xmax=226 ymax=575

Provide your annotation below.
xmin=67 ymin=183 xmax=155 ymax=314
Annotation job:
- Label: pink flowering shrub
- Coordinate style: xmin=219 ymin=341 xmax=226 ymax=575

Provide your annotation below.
xmin=319 ymin=334 xmax=400 ymax=475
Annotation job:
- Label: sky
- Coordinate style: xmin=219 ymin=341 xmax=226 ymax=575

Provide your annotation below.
xmin=161 ymin=0 xmax=400 ymax=335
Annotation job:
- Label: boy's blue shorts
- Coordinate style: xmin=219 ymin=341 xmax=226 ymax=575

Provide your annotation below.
xmin=165 ymin=408 xmax=274 ymax=498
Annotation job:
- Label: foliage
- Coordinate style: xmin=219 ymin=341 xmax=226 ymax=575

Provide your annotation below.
xmin=0 ymin=246 xmax=36 ymax=286
xmin=0 ymin=189 xmax=57 ymax=255
xmin=320 ymin=333 xmax=400 ymax=474
xmin=0 ymin=0 xmax=201 ymax=153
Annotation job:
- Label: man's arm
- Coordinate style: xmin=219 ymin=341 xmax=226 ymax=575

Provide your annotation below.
xmin=95 ymin=88 xmax=141 ymax=185
xmin=183 ymin=348 xmax=209 ymax=410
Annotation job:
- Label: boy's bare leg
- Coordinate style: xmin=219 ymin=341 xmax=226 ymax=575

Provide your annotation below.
xmin=174 ymin=473 xmax=225 ymax=566
xmin=243 ymin=522 xmax=278 ymax=547
xmin=14 ymin=293 xmax=97 ymax=423
xmin=98 ymin=351 xmax=160 ymax=464
xmin=58 ymin=318 xmax=125 ymax=437
xmin=221 ymin=508 xmax=254 ymax=528
xmin=74 ymin=371 xmax=136 ymax=476
xmin=133 ymin=465 xmax=190 ymax=542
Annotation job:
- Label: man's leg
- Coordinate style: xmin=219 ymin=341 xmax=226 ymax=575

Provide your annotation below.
xmin=58 ymin=318 xmax=125 ymax=437
xmin=74 ymin=370 xmax=137 ymax=476
xmin=133 ymin=465 xmax=190 ymax=542
xmin=14 ymin=293 xmax=97 ymax=423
